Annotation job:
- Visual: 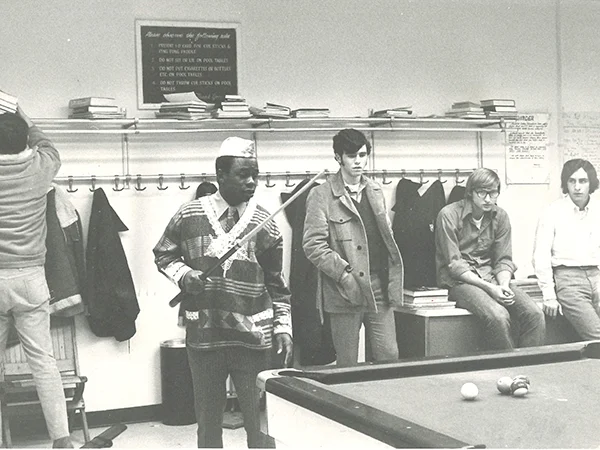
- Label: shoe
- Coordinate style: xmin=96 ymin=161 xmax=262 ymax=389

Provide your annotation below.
xmin=52 ymin=436 xmax=74 ymax=448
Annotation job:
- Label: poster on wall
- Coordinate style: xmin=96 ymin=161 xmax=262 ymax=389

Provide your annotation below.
xmin=135 ymin=20 xmax=239 ymax=109
xmin=504 ymin=113 xmax=550 ymax=184
xmin=562 ymin=112 xmax=600 ymax=169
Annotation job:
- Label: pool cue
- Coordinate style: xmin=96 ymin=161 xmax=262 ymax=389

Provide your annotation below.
xmin=80 ymin=423 xmax=127 ymax=448
xmin=169 ymin=169 xmax=327 ymax=308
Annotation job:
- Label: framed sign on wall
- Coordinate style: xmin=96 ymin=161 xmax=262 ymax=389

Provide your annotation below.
xmin=135 ymin=20 xmax=239 ymax=109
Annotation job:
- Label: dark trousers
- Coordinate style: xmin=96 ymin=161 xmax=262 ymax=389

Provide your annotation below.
xmin=186 ymin=346 xmax=272 ymax=448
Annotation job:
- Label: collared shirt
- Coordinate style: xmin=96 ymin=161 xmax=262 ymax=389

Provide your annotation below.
xmin=435 ymin=198 xmax=517 ymax=288
xmin=210 ymin=191 xmax=247 ymax=221
xmin=343 ymin=176 xmax=368 ymax=203
xmin=533 ymin=194 xmax=600 ymax=300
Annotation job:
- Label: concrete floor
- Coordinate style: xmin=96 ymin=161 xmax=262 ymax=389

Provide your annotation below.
xmin=14 ymin=420 xmax=248 ymax=448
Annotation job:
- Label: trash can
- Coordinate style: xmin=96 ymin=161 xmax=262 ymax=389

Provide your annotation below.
xmin=160 ymin=338 xmax=196 ymax=425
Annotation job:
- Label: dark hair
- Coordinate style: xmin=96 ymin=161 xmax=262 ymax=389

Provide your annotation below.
xmin=465 ymin=168 xmax=501 ymax=198
xmin=195 ymin=181 xmax=217 ymax=199
xmin=332 ymin=128 xmax=371 ymax=157
xmin=215 ymin=155 xmax=236 ymax=175
xmin=561 ymin=158 xmax=599 ymax=194
xmin=0 ymin=113 xmax=28 ymax=155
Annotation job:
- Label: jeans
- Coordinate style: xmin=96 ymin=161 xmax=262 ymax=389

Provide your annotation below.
xmin=186 ymin=346 xmax=273 ymax=448
xmin=449 ymin=282 xmax=545 ymax=350
xmin=554 ymin=266 xmax=600 ymax=340
xmin=329 ymin=274 xmax=399 ymax=366
xmin=0 ymin=266 xmax=70 ymax=441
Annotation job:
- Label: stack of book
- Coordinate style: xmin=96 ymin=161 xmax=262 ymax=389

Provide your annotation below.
xmin=445 ymin=101 xmax=486 ymax=119
xmin=511 ymin=278 xmax=543 ymax=303
xmin=291 ymin=107 xmax=330 ymax=118
xmin=68 ymin=97 xmax=125 ymax=119
xmin=249 ymin=102 xmax=291 ymax=119
xmin=155 ymin=94 xmax=213 ymax=120
xmin=0 ymin=90 xmax=18 ymax=114
xmin=370 ymin=106 xmax=414 ymax=118
xmin=213 ymin=95 xmax=252 ymax=119
xmin=480 ymin=99 xmax=518 ymax=120
xmin=402 ymin=287 xmax=456 ymax=309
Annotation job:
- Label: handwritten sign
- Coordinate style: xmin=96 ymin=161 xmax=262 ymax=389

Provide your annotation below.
xmin=562 ymin=112 xmax=600 ymax=168
xmin=135 ymin=20 xmax=239 ymax=109
xmin=505 ymin=113 xmax=550 ymax=184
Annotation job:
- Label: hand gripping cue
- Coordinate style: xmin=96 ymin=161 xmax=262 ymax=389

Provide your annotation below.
xmin=169 ymin=169 xmax=327 ymax=307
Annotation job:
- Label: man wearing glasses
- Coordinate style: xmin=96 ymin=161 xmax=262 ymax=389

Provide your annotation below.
xmin=434 ymin=168 xmax=545 ymax=350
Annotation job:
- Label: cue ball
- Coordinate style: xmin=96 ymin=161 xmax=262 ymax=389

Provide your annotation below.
xmin=497 ymin=376 xmax=513 ymax=394
xmin=461 ymin=383 xmax=479 ymax=400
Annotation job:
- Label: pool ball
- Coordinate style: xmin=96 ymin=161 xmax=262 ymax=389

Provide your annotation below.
xmin=513 ymin=375 xmax=531 ymax=387
xmin=461 ymin=382 xmax=479 ymax=400
xmin=496 ymin=376 xmax=513 ymax=394
xmin=511 ymin=379 xmax=529 ymax=397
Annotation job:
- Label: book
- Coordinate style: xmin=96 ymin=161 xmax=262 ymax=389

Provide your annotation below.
xmin=70 ymin=105 xmax=121 ymax=114
xmin=447 ymin=106 xmax=484 ymax=113
xmin=292 ymin=108 xmax=330 ymax=118
xmin=0 ymin=90 xmax=18 ymax=113
xmin=480 ymin=99 xmax=516 ymax=107
xmin=164 ymin=91 xmax=208 ymax=104
xmin=482 ymin=106 xmax=518 ymax=112
xmin=68 ymin=97 xmax=116 ymax=108
xmin=401 ymin=301 xmax=457 ymax=309
xmin=451 ymin=101 xmax=480 ymax=109
xmin=404 ymin=295 xmax=450 ymax=304
xmin=404 ymin=287 xmax=449 ymax=297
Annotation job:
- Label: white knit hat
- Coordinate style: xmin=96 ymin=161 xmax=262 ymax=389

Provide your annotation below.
xmin=218 ymin=137 xmax=256 ymax=158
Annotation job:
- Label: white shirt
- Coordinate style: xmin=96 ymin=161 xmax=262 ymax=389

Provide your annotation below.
xmin=533 ymin=194 xmax=600 ymax=300
xmin=210 ymin=191 xmax=247 ymax=220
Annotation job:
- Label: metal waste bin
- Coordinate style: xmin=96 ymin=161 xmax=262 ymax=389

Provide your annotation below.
xmin=160 ymin=338 xmax=196 ymax=425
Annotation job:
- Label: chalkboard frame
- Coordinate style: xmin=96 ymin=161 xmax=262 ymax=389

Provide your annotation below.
xmin=135 ymin=19 xmax=240 ymax=109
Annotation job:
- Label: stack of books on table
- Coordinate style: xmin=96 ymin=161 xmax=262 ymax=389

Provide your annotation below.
xmin=249 ymin=102 xmax=291 ymax=119
xmin=291 ymin=107 xmax=330 ymax=118
xmin=402 ymin=287 xmax=456 ymax=309
xmin=480 ymin=99 xmax=518 ymax=120
xmin=370 ymin=106 xmax=415 ymax=118
xmin=445 ymin=101 xmax=486 ymax=119
xmin=156 ymin=91 xmax=214 ymax=119
xmin=0 ymin=90 xmax=18 ymax=114
xmin=68 ymin=97 xmax=125 ymax=119
xmin=213 ymin=95 xmax=252 ymax=119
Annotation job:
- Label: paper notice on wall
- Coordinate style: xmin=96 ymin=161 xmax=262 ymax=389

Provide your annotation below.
xmin=562 ymin=112 xmax=600 ymax=169
xmin=505 ymin=113 xmax=550 ymax=184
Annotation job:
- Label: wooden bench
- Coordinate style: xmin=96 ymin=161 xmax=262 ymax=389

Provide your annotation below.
xmin=0 ymin=316 xmax=90 ymax=447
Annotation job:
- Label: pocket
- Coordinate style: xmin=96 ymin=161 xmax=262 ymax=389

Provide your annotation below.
xmin=25 ymin=275 xmax=51 ymax=306
xmin=339 ymin=274 xmax=363 ymax=305
xmin=329 ymin=214 xmax=355 ymax=241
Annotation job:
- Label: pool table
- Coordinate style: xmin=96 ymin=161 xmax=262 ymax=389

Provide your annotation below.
xmin=257 ymin=341 xmax=600 ymax=448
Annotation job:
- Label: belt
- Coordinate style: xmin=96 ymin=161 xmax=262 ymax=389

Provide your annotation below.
xmin=554 ymin=265 xmax=598 ymax=270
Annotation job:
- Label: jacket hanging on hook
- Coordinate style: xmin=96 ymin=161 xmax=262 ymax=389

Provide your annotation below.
xmin=86 ymin=188 xmax=139 ymax=341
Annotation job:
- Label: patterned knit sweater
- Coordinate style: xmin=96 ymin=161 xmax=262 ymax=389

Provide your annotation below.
xmin=153 ymin=195 xmax=292 ymax=350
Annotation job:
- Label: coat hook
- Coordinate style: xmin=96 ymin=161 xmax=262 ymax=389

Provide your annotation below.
xmin=265 ymin=172 xmax=275 ymax=188
xmin=179 ymin=173 xmax=190 ymax=190
xmin=455 ymin=169 xmax=464 ymax=184
xmin=66 ymin=176 xmax=78 ymax=193
xmin=419 ymin=169 xmax=429 ymax=185
xmin=305 ymin=171 xmax=311 ymax=180
xmin=381 ymin=169 xmax=392 ymax=185
xmin=401 ymin=169 xmax=406 ymax=179
xmin=157 ymin=174 xmax=168 ymax=190
xmin=284 ymin=171 xmax=295 ymax=188
xmin=135 ymin=174 xmax=146 ymax=191
xmin=437 ymin=169 xmax=447 ymax=184
xmin=89 ymin=175 xmax=96 ymax=192
xmin=202 ymin=173 xmax=207 ymax=183
xmin=113 ymin=175 xmax=125 ymax=192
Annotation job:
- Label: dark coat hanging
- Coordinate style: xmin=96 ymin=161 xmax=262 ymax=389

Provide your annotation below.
xmin=86 ymin=188 xmax=139 ymax=341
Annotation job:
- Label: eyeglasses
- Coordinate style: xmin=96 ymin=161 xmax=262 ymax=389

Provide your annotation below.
xmin=474 ymin=190 xmax=499 ymax=199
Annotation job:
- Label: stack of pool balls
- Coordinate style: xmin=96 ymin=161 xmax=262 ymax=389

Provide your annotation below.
xmin=497 ymin=375 xmax=531 ymax=397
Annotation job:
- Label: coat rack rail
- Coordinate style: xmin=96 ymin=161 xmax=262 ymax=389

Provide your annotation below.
xmin=54 ymin=168 xmax=473 ymax=192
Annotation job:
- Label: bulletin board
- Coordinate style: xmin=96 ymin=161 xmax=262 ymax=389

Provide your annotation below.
xmin=135 ymin=20 xmax=239 ymax=109
xmin=562 ymin=112 xmax=600 ymax=168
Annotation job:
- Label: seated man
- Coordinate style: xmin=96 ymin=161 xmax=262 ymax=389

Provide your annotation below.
xmin=435 ymin=168 xmax=545 ymax=350
xmin=533 ymin=158 xmax=600 ymax=340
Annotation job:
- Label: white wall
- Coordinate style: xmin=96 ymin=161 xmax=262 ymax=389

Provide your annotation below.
xmin=1 ymin=0 xmax=598 ymax=411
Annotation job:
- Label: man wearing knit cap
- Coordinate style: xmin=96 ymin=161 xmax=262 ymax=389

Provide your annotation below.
xmin=154 ymin=136 xmax=292 ymax=448
xmin=303 ymin=128 xmax=404 ymax=366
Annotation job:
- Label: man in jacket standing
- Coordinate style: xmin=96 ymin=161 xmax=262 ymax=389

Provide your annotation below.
xmin=154 ymin=137 xmax=292 ymax=448
xmin=0 ymin=107 xmax=73 ymax=448
xmin=303 ymin=128 xmax=404 ymax=366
